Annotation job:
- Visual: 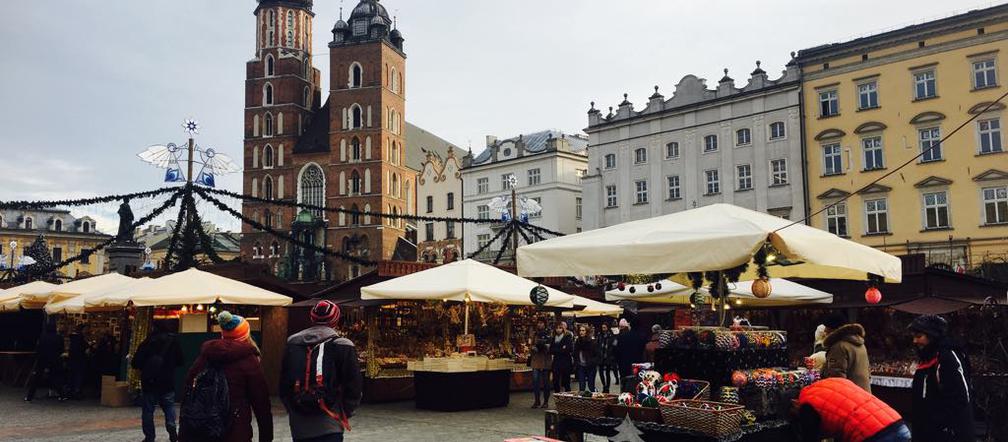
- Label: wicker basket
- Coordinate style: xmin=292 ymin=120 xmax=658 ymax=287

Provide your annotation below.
xmin=660 ymin=400 xmax=744 ymax=437
xmin=608 ymin=404 xmax=664 ymax=423
xmin=554 ymin=393 xmax=616 ymax=419
xmin=676 ymin=379 xmax=711 ymax=400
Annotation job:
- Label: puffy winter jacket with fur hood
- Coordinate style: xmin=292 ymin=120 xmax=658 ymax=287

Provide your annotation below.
xmin=822 ymin=323 xmax=872 ymax=393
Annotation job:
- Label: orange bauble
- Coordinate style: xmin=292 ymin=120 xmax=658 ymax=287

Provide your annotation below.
xmin=751 ymin=277 xmax=772 ymax=298
xmin=865 ymin=287 xmax=882 ymax=304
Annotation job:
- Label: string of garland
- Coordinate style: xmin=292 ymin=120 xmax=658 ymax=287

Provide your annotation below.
xmin=16 ymin=190 xmax=183 ymax=281
xmin=519 ymin=223 xmax=547 ymax=242
xmin=195 ymin=187 xmax=377 ymax=266
xmin=0 ymin=186 xmax=179 ymax=210
xmin=520 ymin=221 xmax=565 ymax=238
xmin=493 ymin=226 xmax=515 ymax=265
xmin=514 ymin=222 xmax=533 ymax=245
xmin=192 ymin=202 xmax=225 ymax=266
xmin=466 ymin=220 xmax=514 ymax=259
xmin=164 ymin=186 xmax=190 ymax=268
xmin=200 ymin=186 xmax=501 ymax=225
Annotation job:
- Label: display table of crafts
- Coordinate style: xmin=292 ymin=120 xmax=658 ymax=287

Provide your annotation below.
xmin=869 ymin=374 xmax=914 ymax=418
xmin=548 ymin=412 xmax=796 ymax=442
xmin=655 ymin=328 xmax=789 ymax=390
xmin=410 ymin=356 xmax=513 ymax=411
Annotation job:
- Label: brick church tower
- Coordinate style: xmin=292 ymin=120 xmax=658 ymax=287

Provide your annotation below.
xmin=242 ymin=0 xmax=413 ymax=282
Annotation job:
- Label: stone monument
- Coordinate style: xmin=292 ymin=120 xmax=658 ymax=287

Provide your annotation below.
xmin=106 ymin=197 xmax=145 ymax=275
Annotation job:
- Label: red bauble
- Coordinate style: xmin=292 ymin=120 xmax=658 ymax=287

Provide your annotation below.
xmin=618 ymin=282 xmax=626 ymax=291
xmin=865 ymin=287 xmax=882 ymax=304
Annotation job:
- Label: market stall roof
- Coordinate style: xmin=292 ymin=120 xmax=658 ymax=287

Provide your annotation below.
xmin=516 ymin=203 xmax=902 ymax=283
xmin=45 ymin=277 xmax=151 ymax=314
xmin=85 ymin=268 xmax=293 ymax=307
xmin=0 ymin=281 xmax=61 ymax=312
xmin=360 ymin=259 xmax=576 ymax=307
xmin=41 ymin=273 xmax=136 ymax=307
xmin=605 ymin=278 xmax=833 ymax=307
xmin=890 ymin=296 xmax=978 ymax=315
xmin=564 ymin=295 xmax=623 ymax=318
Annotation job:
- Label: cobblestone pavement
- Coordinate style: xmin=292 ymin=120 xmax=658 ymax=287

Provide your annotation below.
xmin=0 ymin=387 xmax=549 ymax=441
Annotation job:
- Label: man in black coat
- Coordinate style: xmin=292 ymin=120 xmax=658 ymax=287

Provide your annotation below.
xmin=132 ymin=321 xmax=184 ymax=442
xmin=615 ymin=319 xmax=643 ymax=386
xmin=909 ymin=315 xmax=974 ymax=442
xmin=549 ymin=321 xmax=574 ymax=393
xmin=25 ymin=320 xmax=65 ymax=402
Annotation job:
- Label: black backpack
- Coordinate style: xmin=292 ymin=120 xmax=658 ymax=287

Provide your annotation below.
xmin=180 ymin=364 xmax=232 ymax=439
xmin=287 ymin=339 xmax=350 ymax=430
xmin=140 ymin=339 xmax=173 ymax=389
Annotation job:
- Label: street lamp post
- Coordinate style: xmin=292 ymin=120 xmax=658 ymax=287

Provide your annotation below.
xmin=8 ymin=240 xmax=16 ymax=270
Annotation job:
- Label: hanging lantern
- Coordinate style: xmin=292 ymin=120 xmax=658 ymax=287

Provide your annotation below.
xmin=629 ymin=286 xmax=636 ymax=294
xmin=647 ymin=285 xmax=654 ymax=293
xmin=617 ymin=282 xmax=626 ymax=291
xmin=865 ymin=287 xmax=882 ymax=304
xmin=529 ymin=285 xmax=549 ymax=306
xmin=751 ymin=277 xmax=772 ymax=299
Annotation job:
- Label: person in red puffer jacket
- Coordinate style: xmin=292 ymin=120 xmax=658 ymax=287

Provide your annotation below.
xmin=181 ymin=312 xmax=273 ymax=442
xmin=794 ymin=377 xmax=910 ymax=442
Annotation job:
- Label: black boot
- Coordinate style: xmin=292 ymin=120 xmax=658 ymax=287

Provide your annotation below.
xmin=168 ymin=426 xmax=178 ymax=442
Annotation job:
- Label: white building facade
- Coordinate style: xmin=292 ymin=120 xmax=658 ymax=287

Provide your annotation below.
xmin=582 ymin=62 xmax=805 ymax=230
xmin=416 ymin=147 xmax=464 ymax=263
xmin=462 ymin=130 xmax=588 ymax=264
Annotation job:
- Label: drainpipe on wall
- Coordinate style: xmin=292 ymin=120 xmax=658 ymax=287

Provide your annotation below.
xmin=797 ymin=74 xmax=812 ymax=224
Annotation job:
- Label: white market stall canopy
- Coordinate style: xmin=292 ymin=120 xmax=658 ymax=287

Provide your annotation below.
xmin=45 ymin=277 xmax=151 ymax=314
xmin=604 ymin=278 xmax=833 ymax=307
xmin=361 ymin=259 xmax=576 ymax=308
xmin=42 ymin=273 xmax=137 ymax=309
xmin=564 ymin=295 xmax=623 ymax=318
xmin=517 ymin=203 xmax=902 ymax=283
xmin=0 ymin=281 xmax=61 ymax=312
xmin=84 ymin=268 xmax=293 ymax=307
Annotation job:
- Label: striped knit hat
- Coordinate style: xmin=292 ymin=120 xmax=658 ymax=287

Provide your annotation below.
xmin=217 ymin=311 xmax=250 ymax=341
xmin=310 ymin=300 xmax=341 ymax=326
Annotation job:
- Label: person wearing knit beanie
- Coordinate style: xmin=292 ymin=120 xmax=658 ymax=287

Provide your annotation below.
xmin=310 ymin=300 xmax=341 ymax=327
xmin=217 ymin=311 xmax=251 ymax=342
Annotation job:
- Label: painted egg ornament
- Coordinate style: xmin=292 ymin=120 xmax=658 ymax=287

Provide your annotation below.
xmin=618 ymin=282 xmax=626 ymax=291
xmin=656 ymin=381 xmax=678 ymax=400
xmin=618 ymin=392 xmax=635 ymax=406
xmin=751 ymin=276 xmax=772 ymax=298
xmin=865 ymin=287 xmax=882 ymax=304
xmin=731 ymin=370 xmax=749 ymax=387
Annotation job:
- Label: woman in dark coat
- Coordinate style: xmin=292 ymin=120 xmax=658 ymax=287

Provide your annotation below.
xmin=181 ymin=312 xmax=272 ymax=442
xmin=574 ymin=325 xmax=599 ymax=392
xmin=549 ymin=321 xmax=574 ymax=393
xmin=597 ymin=322 xmax=618 ymax=393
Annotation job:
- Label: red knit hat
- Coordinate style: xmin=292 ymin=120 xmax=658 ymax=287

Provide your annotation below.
xmin=311 ymin=300 xmax=341 ymax=326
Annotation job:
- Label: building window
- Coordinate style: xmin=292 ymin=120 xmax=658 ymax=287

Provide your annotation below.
xmin=447 ymin=193 xmax=455 ymax=210
xmin=527 ymin=168 xmax=541 ymax=186
xmin=576 ymin=169 xmax=587 ymax=178
xmin=634 ymin=180 xmax=648 ymax=204
xmin=350 ymin=204 xmax=361 ymax=226
xmin=771 ymin=159 xmax=788 ymax=185
xmin=604 ymin=153 xmax=617 ymax=169
xmin=865 ymin=198 xmax=889 ymax=234
xmin=857 ymin=81 xmax=879 ymax=110
xmin=502 ymin=174 xmax=515 ymax=190
xmin=914 ymin=70 xmax=937 ymax=100
xmin=264 ymin=176 xmax=274 ymax=200
xmin=605 ymin=185 xmax=618 ymax=208
xmin=425 ymin=223 xmax=434 ymax=242
xmin=303 ymin=87 xmax=311 ymax=108
xmin=350 ymin=63 xmax=363 ymax=88
xmin=353 ymin=19 xmax=366 ymax=36
xmin=24 ymin=217 xmax=33 ymax=230
xmin=81 ymin=221 xmax=90 ymax=233
xmin=299 ymin=164 xmax=325 ymax=214
xmin=270 ymin=241 xmax=280 ymax=257
xmin=705 ymin=170 xmax=720 ymax=195
xmin=52 ymin=247 xmax=62 ymax=263
xmin=703 ymin=135 xmax=718 ymax=152
xmin=665 ymin=142 xmax=679 ymax=159
xmin=265 ymin=54 xmax=275 ymax=77
xmin=286 ymin=11 xmax=294 ymax=46
xmin=862 ymin=137 xmax=884 ymax=170
xmin=826 ymin=202 xmax=848 ymax=237
xmin=973 ymin=59 xmax=997 ymax=89
xmin=446 ymin=221 xmax=456 ymax=239
xmin=477 ymin=234 xmax=491 ymax=250
xmin=426 ymin=195 xmax=433 ymax=213
xmin=351 ymin=105 xmax=362 ymax=128
xmin=264 ymin=210 xmax=273 ymax=228
xmin=264 ymin=113 xmax=274 ymax=136
xmin=263 ymin=145 xmax=274 ymax=168
xmin=819 ymin=89 xmax=839 ymax=117
xmin=477 ymin=178 xmax=489 ymax=194
xmin=919 ymin=127 xmax=942 ymax=162
xmin=53 ymin=219 xmax=63 ymax=232
xmin=823 ymin=143 xmax=843 ymax=176
xmin=350 ymin=137 xmax=361 ymax=161
xmin=979 ymin=118 xmax=1003 ymax=154
xmin=736 ymin=164 xmax=752 ymax=190
xmin=769 ymin=122 xmax=786 ymax=140
xmin=350 ymin=171 xmax=361 ymax=195
xmin=391 ymin=67 xmax=400 ymax=93
xmin=736 ymin=128 xmax=751 ymax=146
xmin=477 ymin=205 xmax=489 ymax=220
xmin=667 ymin=176 xmax=681 ymax=200
xmin=576 ymin=197 xmax=582 ymax=220
xmin=634 ymin=148 xmax=648 ymax=164
xmin=923 ymin=191 xmax=950 ymax=230
xmin=81 ymin=248 xmax=90 ymax=264
xmin=983 ymin=186 xmax=1008 ymax=225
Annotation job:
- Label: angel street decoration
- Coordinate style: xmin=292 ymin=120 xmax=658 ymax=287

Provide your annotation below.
xmin=488 ymin=195 xmax=542 ymax=222
xmin=138 ymin=119 xmax=240 ymax=187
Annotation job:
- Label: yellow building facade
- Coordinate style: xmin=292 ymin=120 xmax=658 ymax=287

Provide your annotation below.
xmin=0 ymin=209 xmax=110 ymax=278
xmin=795 ymin=6 xmax=1008 ymax=269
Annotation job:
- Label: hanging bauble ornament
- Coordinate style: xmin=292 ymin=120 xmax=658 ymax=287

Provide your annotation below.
xmin=647 ymin=284 xmax=654 ymax=293
xmin=529 ymin=285 xmax=549 ymax=306
xmin=865 ymin=287 xmax=882 ymax=304
xmin=617 ymin=282 xmax=626 ymax=291
xmin=654 ymin=282 xmax=662 ymax=290
xmin=629 ymin=286 xmax=636 ymax=294
xmin=751 ymin=276 xmax=772 ymax=299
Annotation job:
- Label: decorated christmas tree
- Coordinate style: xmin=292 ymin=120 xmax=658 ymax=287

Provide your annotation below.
xmin=611 ymin=415 xmax=645 ymax=442
xmin=23 ymin=235 xmax=53 ymax=276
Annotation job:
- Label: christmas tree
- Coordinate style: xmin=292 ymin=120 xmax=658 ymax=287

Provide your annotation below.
xmin=23 ymin=235 xmax=53 ymax=276
xmin=610 ymin=415 xmax=645 ymax=442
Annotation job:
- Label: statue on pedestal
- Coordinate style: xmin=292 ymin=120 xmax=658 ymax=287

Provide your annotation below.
xmin=117 ymin=197 xmax=135 ymax=243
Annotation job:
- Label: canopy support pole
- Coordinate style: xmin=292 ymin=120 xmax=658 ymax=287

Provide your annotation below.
xmin=464 ymin=302 xmax=470 ymax=335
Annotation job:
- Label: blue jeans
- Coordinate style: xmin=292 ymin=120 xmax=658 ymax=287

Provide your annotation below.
xmin=141 ymin=391 xmax=177 ymax=442
xmin=873 ymin=423 xmax=911 ymax=442
xmin=531 ymin=368 xmax=550 ymax=403
xmin=577 ymin=365 xmax=597 ymax=392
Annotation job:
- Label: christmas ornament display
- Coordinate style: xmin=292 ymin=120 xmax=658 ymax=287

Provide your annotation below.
xmin=731 ymin=370 xmax=749 ymax=388
xmin=529 ymin=285 xmax=549 ymax=306
xmin=618 ymin=392 xmax=635 ymax=406
xmin=719 ymin=386 xmax=740 ymax=404
xmin=751 ymin=276 xmax=772 ymax=298
xmin=865 ymin=286 xmax=882 ymax=304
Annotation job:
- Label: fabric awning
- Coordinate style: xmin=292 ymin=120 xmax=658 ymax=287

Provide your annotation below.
xmin=41 ymin=273 xmax=137 ymax=313
xmin=564 ymin=295 xmax=623 ymax=318
xmin=517 ymin=203 xmax=902 ymax=283
xmin=891 ymin=297 xmax=975 ymax=315
xmin=605 ymin=278 xmax=833 ymax=307
xmin=85 ymin=268 xmax=292 ymax=307
xmin=0 ymin=281 xmax=61 ymax=312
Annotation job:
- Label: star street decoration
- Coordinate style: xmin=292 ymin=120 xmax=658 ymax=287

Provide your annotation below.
xmin=138 ymin=119 xmax=240 ymax=187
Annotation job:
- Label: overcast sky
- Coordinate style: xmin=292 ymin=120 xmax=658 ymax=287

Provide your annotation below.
xmin=0 ymin=0 xmax=987 ymax=231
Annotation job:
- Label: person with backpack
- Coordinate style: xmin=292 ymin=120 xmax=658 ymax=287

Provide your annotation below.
xmin=909 ymin=315 xmax=974 ymax=442
xmin=132 ymin=321 xmax=184 ymax=442
xmin=280 ymin=300 xmax=362 ymax=442
xmin=24 ymin=320 xmax=66 ymax=402
xmin=181 ymin=311 xmax=272 ymax=442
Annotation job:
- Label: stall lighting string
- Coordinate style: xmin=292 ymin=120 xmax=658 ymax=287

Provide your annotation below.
xmin=775 ymin=88 xmax=1008 ymax=234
